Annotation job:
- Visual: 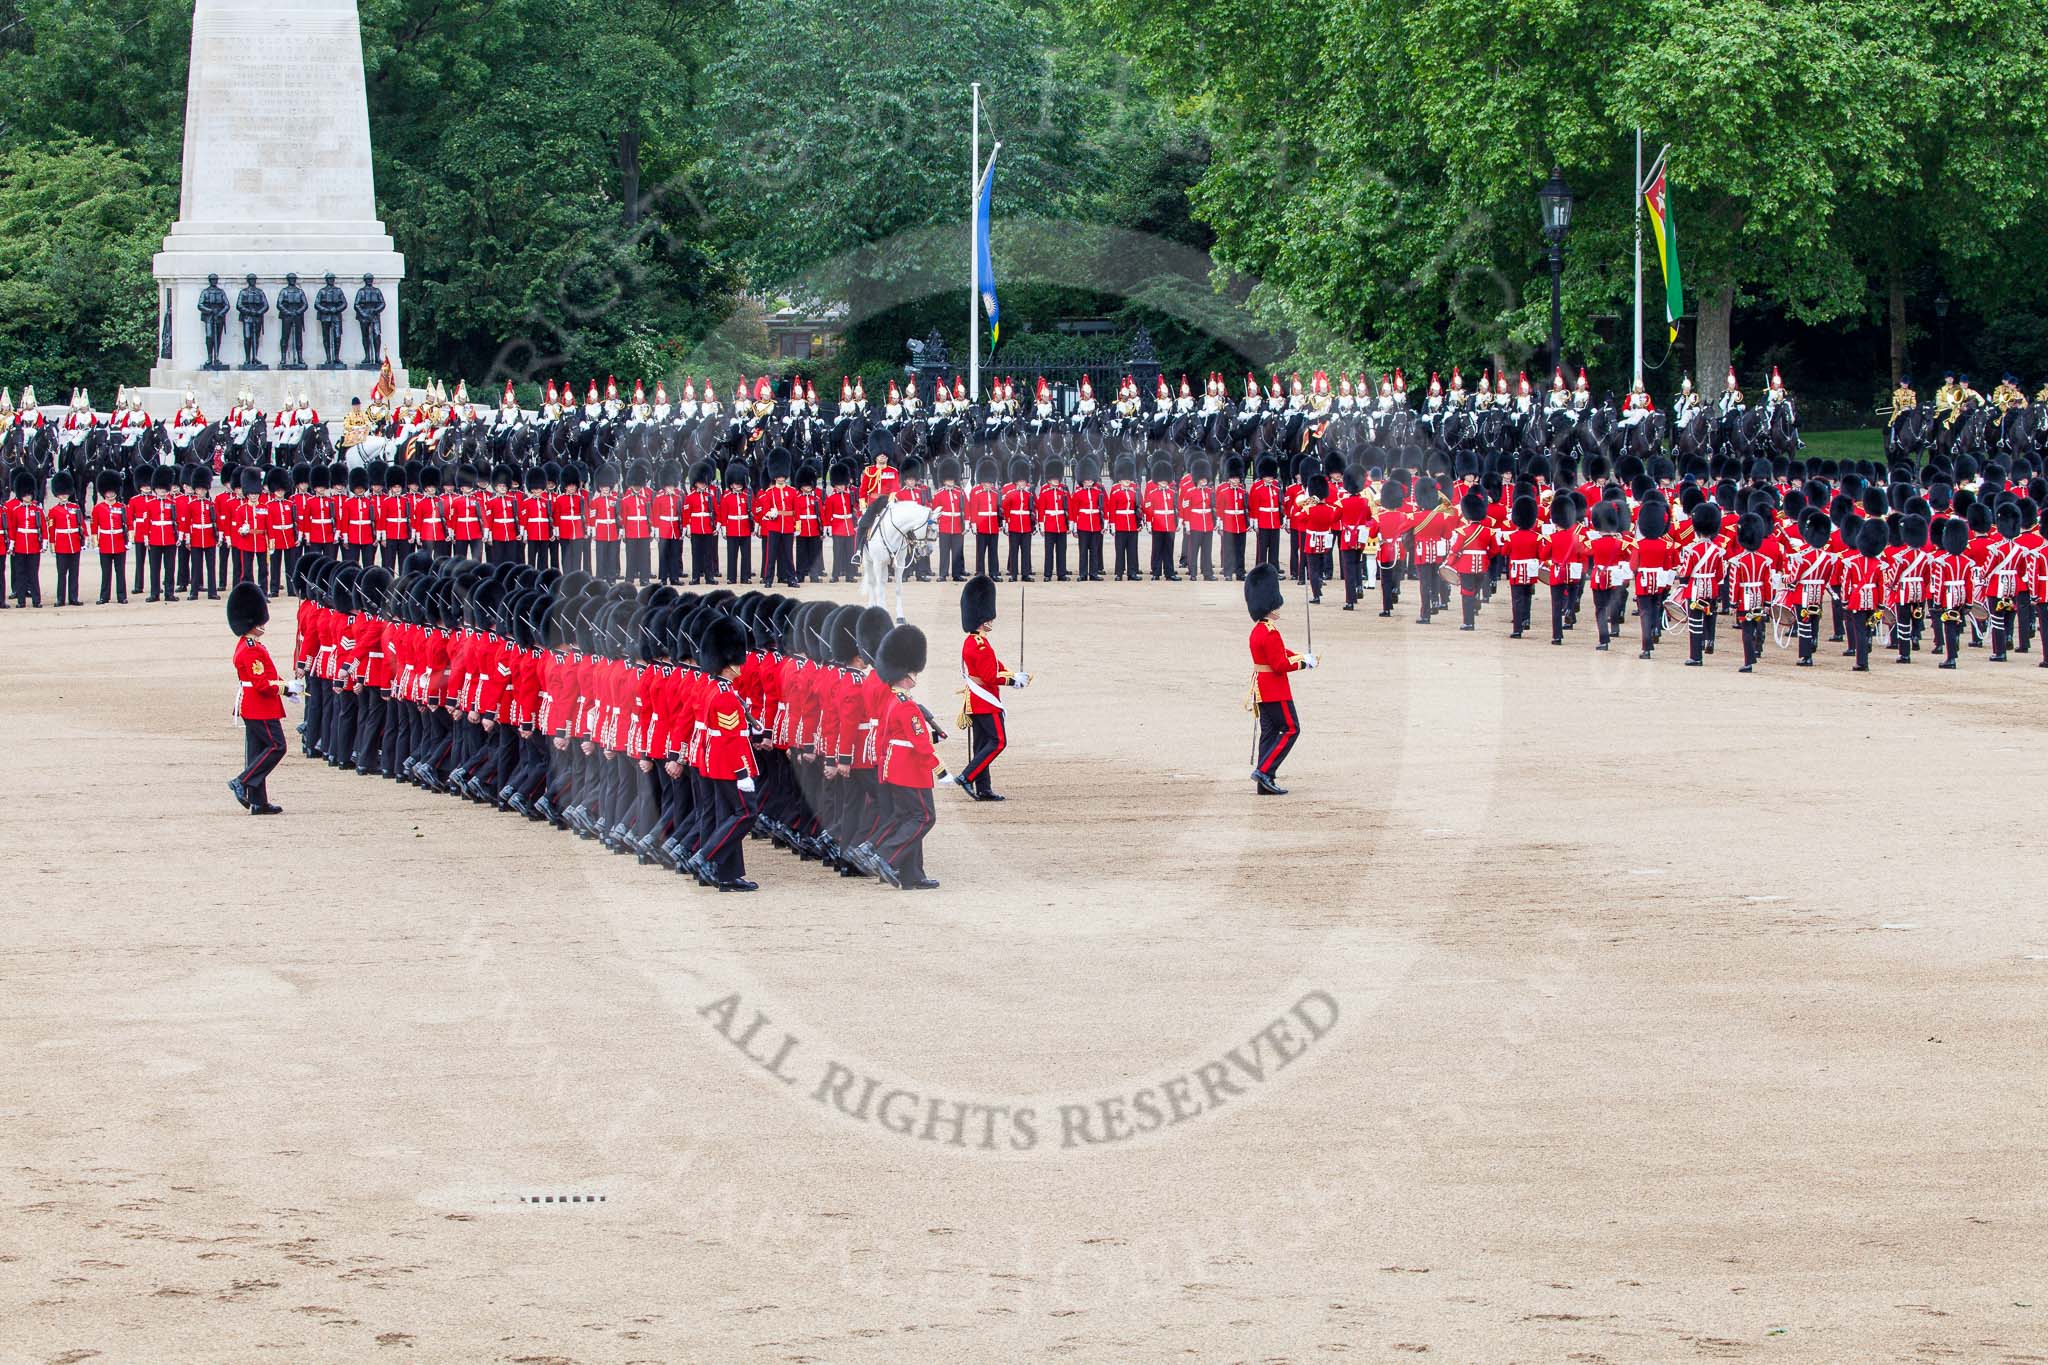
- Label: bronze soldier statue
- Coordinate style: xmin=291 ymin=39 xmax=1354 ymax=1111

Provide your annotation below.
xmin=199 ymin=273 xmax=230 ymax=371
xmin=277 ymin=272 xmax=309 ymax=370
xmin=352 ymin=273 xmax=384 ymax=370
xmin=315 ymin=272 xmax=348 ymax=370
xmin=236 ymin=273 xmax=269 ymax=371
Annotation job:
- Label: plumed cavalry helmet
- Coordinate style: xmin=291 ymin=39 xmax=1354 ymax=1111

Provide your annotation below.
xmin=876 ymin=624 xmax=927 ymax=685
xmin=226 ymin=581 xmax=268 ymax=636
xmin=960 ymin=573 xmax=997 ymax=633
xmin=1244 ymin=562 xmax=1283 ymax=621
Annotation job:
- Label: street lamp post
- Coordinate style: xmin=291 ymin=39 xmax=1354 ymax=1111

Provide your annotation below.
xmin=1539 ymin=167 xmax=1575 ymax=385
xmin=1934 ymin=289 xmax=1950 ymax=374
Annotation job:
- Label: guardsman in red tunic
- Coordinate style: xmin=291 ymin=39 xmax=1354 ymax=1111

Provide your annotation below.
xmin=686 ymin=462 xmax=721 ymax=584
xmin=1630 ymin=497 xmax=1676 ymax=658
xmin=510 ymin=466 xmax=548 ymax=571
xmin=954 ymin=574 xmax=1028 ymax=802
xmin=446 ymin=465 xmax=483 ymax=559
xmin=553 ymin=462 xmax=590 ymax=576
xmin=1727 ymin=513 xmax=1775 ymax=671
xmin=1542 ymin=492 xmax=1584 ymax=643
xmin=1215 ymin=455 xmax=1250 ymax=580
xmin=412 ymin=463 xmax=449 ymax=559
xmin=1930 ymin=514 xmax=1975 ymax=668
xmin=1586 ymin=497 xmax=1632 ymax=648
xmin=792 ymin=462 xmax=824 ymax=583
xmin=1107 ymin=456 xmax=1142 ymax=580
xmin=91 ymin=471 xmax=129 ymax=603
xmin=1138 ymin=464 xmax=1187 ymax=581
xmin=1179 ymin=458 xmax=1216 ymax=581
xmin=1001 ymin=455 xmax=1036 ymax=582
xmin=683 ymin=613 xmax=760 ymax=892
xmin=588 ymin=471 xmax=623 ymax=580
xmin=181 ymin=467 xmax=221 ymax=600
xmin=824 ymin=461 xmax=860 ymax=582
xmin=1035 ymin=458 xmax=1071 ymax=581
xmin=967 ymin=457 xmax=1002 ymax=579
xmin=1371 ymin=476 xmax=1411 ymax=616
xmin=1458 ymin=489 xmax=1507 ymax=634
xmin=1784 ymin=509 xmax=1834 ymax=666
xmin=1840 ymin=517 xmax=1889 ymax=670
xmin=340 ymin=464 xmax=378 ymax=568
xmin=296 ymin=465 xmax=338 ymax=563
xmin=484 ymin=464 xmax=521 ymax=565
xmin=928 ymin=457 xmax=966 ymax=582
xmin=621 ymin=461 xmax=655 ymax=583
xmin=1246 ymin=563 xmax=1315 ymax=796
xmin=718 ymin=461 xmax=754 ymax=583
xmin=227 ymin=581 xmax=292 ymax=815
xmin=653 ymin=461 xmax=685 ymax=584
xmin=873 ymin=624 xmax=942 ymax=889
xmin=46 ymin=472 xmax=84 ymax=606
xmin=1070 ymin=457 xmax=1106 ymax=581
xmin=1675 ymin=501 xmax=1726 ymax=665
xmin=263 ymin=466 xmax=299 ymax=594
xmin=1248 ymin=456 xmax=1284 ymax=569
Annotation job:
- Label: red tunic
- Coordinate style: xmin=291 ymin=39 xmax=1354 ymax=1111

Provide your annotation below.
xmin=1249 ymin=619 xmax=1299 ymax=702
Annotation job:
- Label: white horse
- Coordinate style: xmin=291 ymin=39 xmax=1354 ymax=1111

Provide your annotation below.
xmin=857 ymin=494 xmax=940 ymax=622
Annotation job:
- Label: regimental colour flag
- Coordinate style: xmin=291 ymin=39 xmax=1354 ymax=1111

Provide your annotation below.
xmin=975 ymin=157 xmax=999 ymax=350
xmin=1644 ymin=168 xmax=1682 ymax=343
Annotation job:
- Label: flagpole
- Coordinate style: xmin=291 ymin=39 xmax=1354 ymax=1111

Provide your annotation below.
xmin=1633 ymin=127 xmax=1643 ymax=387
xmin=969 ymin=82 xmax=980 ymax=415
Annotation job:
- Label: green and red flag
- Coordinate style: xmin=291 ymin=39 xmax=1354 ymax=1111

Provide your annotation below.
xmin=1643 ymin=168 xmax=1682 ymax=342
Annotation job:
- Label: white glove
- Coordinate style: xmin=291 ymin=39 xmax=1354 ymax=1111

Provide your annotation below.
xmin=1302 ymin=653 xmax=1319 ymax=669
xmin=283 ymin=679 xmax=305 ymax=699
xmin=1010 ymin=672 xmax=1030 ymax=688
xmin=736 ymin=776 xmax=756 ymax=794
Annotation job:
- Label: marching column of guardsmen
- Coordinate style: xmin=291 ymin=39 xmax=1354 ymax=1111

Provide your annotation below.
xmin=1239 ymin=447 xmax=2048 ymax=674
xmin=281 ymin=553 xmax=950 ymax=890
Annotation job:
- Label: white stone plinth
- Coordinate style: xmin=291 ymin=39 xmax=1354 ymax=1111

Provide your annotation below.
xmin=150 ymin=0 xmax=406 ymax=411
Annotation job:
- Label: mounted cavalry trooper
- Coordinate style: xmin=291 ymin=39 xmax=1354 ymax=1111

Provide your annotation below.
xmin=1620 ymin=380 xmax=1654 ymax=428
xmin=1540 ymin=368 xmax=1565 ymax=413
xmin=1672 ymin=373 xmax=1702 ymax=424
xmin=1512 ymin=371 xmax=1537 ymax=419
xmin=1423 ymin=371 xmax=1446 ymax=421
xmin=1447 ymin=366 xmax=1468 ymax=412
xmin=493 ymin=380 xmax=524 ymax=435
xmin=114 ymin=389 xmax=150 ymax=457
xmin=1763 ymin=365 xmax=1791 ymax=413
xmin=58 ymin=388 xmax=99 ymax=461
xmin=1571 ymin=367 xmax=1593 ymax=411
xmin=170 ymin=390 xmax=208 ymax=453
xmin=651 ymin=381 xmax=673 ymax=423
xmin=1716 ymin=366 xmax=1745 ymax=418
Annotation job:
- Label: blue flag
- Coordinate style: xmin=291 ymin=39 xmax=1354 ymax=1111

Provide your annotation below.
xmin=975 ymin=159 xmax=999 ymax=350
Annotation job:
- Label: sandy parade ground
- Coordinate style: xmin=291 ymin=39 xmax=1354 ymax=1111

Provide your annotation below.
xmin=3 ymin=554 xmax=2046 ymax=1364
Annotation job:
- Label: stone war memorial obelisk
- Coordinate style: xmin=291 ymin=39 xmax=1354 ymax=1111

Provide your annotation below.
xmin=142 ymin=0 xmax=407 ymax=418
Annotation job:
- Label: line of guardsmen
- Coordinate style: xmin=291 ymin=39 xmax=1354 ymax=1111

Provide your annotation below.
xmin=1269 ymin=447 xmax=2048 ymax=674
xmin=287 ymin=555 xmax=948 ymax=890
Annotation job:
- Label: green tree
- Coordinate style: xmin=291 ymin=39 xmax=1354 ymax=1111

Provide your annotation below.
xmin=0 ymin=137 xmax=174 ymax=398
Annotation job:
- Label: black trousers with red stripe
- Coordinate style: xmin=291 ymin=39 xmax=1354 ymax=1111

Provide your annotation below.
xmin=700 ymin=778 xmax=758 ymax=880
xmin=238 ymin=717 xmax=286 ymax=804
xmin=877 ymin=785 xmax=935 ymax=882
xmin=1255 ymin=700 xmax=1299 ymax=779
xmin=962 ymin=710 xmax=1007 ymax=795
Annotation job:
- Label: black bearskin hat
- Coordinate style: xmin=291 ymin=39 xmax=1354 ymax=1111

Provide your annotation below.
xmin=1800 ymin=510 xmax=1832 ymax=548
xmin=226 ymin=581 xmax=269 ymax=636
xmin=1736 ymin=512 xmax=1765 ymax=553
xmin=1244 ymin=562 xmax=1283 ymax=621
xmin=1854 ymin=517 xmax=1888 ymax=559
xmin=1637 ymin=498 xmax=1671 ymax=540
xmin=1308 ymin=473 xmax=1331 ymax=501
xmin=960 ymin=573 xmax=997 ymax=633
xmin=1509 ymin=494 xmax=1537 ymax=530
xmin=698 ymin=613 xmax=749 ymax=675
xmin=856 ymin=605 xmax=893 ymax=664
xmin=1691 ymin=501 xmax=1723 ymax=540
xmin=1939 ymin=515 xmax=1969 ymax=555
xmin=876 ymin=624 xmax=927 ymax=685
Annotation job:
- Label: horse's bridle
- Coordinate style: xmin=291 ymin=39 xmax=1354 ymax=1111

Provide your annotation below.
xmin=879 ymin=504 xmax=939 ymax=561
